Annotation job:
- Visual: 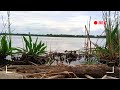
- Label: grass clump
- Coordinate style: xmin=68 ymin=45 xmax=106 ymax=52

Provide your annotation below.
xmin=13 ymin=33 xmax=47 ymax=65
xmin=93 ymin=11 xmax=120 ymax=66
xmin=0 ymin=34 xmax=12 ymax=60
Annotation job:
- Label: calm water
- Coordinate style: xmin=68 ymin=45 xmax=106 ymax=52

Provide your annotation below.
xmin=5 ymin=36 xmax=106 ymax=65
xmin=11 ymin=36 xmax=106 ymax=53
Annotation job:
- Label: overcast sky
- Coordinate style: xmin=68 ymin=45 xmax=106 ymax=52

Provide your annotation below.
xmin=0 ymin=11 xmax=106 ymax=35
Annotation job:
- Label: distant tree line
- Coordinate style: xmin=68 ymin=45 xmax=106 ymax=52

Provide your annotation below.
xmin=0 ymin=33 xmax=106 ymax=38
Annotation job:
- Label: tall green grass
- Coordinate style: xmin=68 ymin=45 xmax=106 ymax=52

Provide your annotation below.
xmin=95 ymin=11 xmax=120 ymax=61
xmin=84 ymin=11 xmax=119 ymax=65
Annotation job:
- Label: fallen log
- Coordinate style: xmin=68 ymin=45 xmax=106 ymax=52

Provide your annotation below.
xmin=10 ymin=64 xmax=120 ymax=78
xmin=69 ymin=64 xmax=120 ymax=78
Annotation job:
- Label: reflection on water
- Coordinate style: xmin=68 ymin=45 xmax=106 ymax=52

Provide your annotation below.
xmin=11 ymin=36 xmax=106 ymax=53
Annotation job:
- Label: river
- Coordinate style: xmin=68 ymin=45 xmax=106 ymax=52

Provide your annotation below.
xmin=11 ymin=36 xmax=106 ymax=53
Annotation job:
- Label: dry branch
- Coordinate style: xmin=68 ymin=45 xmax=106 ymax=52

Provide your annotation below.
xmin=45 ymin=75 xmax=65 ymax=79
xmin=85 ymin=74 xmax=95 ymax=79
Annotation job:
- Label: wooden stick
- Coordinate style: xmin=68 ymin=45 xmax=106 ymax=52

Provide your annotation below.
xmin=45 ymin=75 xmax=65 ymax=79
xmin=101 ymin=75 xmax=119 ymax=79
xmin=90 ymin=41 xmax=91 ymax=54
xmin=64 ymin=78 xmax=87 ymax=79
xmin=40 ymin=74 xmax=47 ymax=79
xmin=85 ymin=74 xmax=95 ymax=79
xmin=28 ymin=61 xmax=38 ymax=66
xmin=101 ymin=75 xmax=107 ymax=79
xmin=105 ymin=76 xmax=119 ymax=79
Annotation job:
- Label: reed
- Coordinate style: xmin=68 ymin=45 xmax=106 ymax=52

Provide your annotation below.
xmin=83 ymin=11 xmax=119 ymax=65
xmin=94 ymin=11 xmax=120 ymax=63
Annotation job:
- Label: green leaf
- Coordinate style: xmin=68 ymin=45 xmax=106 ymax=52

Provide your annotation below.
xmin=8 ymin=38 xmax=12 ymax=55
xmin=36 ymin=41 xmax=42 ymax=50
xmin=37 ymin=46 xmax=47 ymax=55
xmin=35 ymin=37 xmax=38 ymax=45
xmin=23 ymin=36 xmax=30 ymax=51
xmin=11 ymin=47 xmax=23 ymax=53
xmin=1 ymin=35 xmax=8 ymax=54
xmin=20 ymin=34 xmax=47 ymax=56
xmin=28 ymin=33 xmax=32 ymax=49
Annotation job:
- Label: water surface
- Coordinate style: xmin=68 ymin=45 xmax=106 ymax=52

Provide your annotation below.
xmin=11 ymin=36 xmax=106 ymax=53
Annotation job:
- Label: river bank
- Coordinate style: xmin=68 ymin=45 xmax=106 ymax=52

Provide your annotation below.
xmin=0 ymin=64 xmax=119 ymax=79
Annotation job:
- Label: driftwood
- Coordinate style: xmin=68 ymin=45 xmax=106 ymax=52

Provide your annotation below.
xmin=7 ymin=64 xmax=120 ymax=79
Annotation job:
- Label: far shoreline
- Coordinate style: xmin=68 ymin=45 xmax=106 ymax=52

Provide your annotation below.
xmin=0 ymin=33 xmax=106 ymax=38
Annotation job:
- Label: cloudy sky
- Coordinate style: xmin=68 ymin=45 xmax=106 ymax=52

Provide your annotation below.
xmin=0 ymin=11 xmax=106 ymax=35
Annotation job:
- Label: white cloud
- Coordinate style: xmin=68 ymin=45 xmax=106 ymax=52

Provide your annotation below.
xmin=0 ymin=11 xmax=106 ymax=35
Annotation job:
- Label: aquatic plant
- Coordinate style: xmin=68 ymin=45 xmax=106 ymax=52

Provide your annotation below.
xmin=14 ymin=33 xmax=47 ymax=56
xmin=10 ymin=33 xmax=47 ymax=65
